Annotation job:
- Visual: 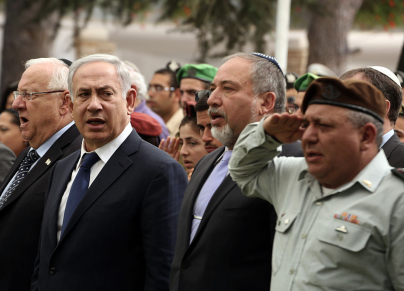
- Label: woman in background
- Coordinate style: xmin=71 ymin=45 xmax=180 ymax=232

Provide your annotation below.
xmin=0 ymin=108 xmax=28 ymax=156
xmin=159 ymin=102 xmax=208 ymax=180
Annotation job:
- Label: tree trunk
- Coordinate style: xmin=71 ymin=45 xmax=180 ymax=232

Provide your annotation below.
xmin=0 ymin=0 xmax=58 ymax=100
xmin=307 ymin=0 xmax=363 ymax=76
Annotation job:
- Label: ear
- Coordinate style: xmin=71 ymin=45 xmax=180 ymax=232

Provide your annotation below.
xmin=359 ymin=123 xmax=377 ymax=151
xmin=172 ymin=88 xmax=181 ymax=102
xmin=59 ymin=90 xmax=71 ymax=116
xmin=385 ymin=99 xmax=391 ymax=117
xmin=126 ymin=88 xmax=136 ymax=115
xmin=66 ymin=93 xmax=74 ymax=119
xmin=258 ymin=92 xmax=276 ymax=116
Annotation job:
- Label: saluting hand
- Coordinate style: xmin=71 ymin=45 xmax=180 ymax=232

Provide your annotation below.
xmin=159 ymin=137 xmax=181 ymax=162
xmin=263 ymin=113 xmax=305 ymax=144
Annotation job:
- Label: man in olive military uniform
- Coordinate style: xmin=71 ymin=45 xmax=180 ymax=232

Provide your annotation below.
xmin=229 ymin=78 xmax=404 ymax=291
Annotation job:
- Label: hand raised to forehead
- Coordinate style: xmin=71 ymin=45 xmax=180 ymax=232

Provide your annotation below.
xmin=263 ymin=113 xmax=304 ymax=144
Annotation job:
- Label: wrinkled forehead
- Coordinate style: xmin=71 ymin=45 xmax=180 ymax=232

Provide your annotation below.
xmin=19 ymin=63 xmax=54 ymax=90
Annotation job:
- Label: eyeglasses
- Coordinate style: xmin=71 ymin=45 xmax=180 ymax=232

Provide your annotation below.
xmin=195 ymin=90 xmax=211 ymax=102
xmin=13 ymin=90 xmax=65 ymax=101
xmin=148 ymin=84 xmax=175 ymax=93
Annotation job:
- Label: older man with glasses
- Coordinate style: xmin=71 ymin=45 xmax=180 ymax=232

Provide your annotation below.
xmin=0 ymin=58 xmax=81 ymax=290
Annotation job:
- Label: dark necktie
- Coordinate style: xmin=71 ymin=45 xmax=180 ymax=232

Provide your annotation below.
xmin=0 ymin=150 xmax=40 ymax=208
xmin=61 ymin=152 xmax=100 ymax=234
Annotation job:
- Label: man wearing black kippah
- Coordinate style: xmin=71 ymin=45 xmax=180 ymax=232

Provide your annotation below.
xmin=170 ymin=52 xmax=302 ymax=291
xmin=229 ymin=77 xmax=404 ymax=290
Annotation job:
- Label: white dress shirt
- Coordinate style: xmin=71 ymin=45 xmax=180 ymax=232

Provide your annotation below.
xmin=57 ymin=123 xmax=132 ymax=241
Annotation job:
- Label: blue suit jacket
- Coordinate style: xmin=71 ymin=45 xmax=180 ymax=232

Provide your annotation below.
xmin=31 ymin=129 xmax=188 ymax=291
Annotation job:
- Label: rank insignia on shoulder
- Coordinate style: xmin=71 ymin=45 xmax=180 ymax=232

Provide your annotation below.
xmin=392 ymin=168 xmax=404 ymax=181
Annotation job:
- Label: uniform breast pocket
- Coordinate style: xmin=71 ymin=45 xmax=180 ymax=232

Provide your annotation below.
xmin=309 ymin=219 xmax=371 ymax=290
xmin=272 ymin=211 xmax=298 ymax=274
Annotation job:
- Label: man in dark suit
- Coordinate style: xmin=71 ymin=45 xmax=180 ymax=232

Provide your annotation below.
xmin=31 ymin=54 xmax=188 ymax=291
xmin=341 ymin=66 xmax=404 ymax=167
xmin=0 ymin=58 xmax=81 ymax=291
xmin=170 ymin=52 xmax=292 ymax=291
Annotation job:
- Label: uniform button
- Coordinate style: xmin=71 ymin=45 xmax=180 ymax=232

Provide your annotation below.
xmin=289 ymin=268 xmax=295 ymax=274
xmin=181 ymin=262 xmax=190 ymax=269
xmin=316 ymin=202 xmax=322 ymax=206
xmin=301 ymin=233 xmax=307 ymax=239
xmin=49 ymin=267 xmax=56 ymax=275
xmin=284 ymin=219 xmax=290 ymax=224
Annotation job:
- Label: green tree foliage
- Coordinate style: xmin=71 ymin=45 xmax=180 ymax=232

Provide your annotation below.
xmin=159 ymin=0 xmax=277 ymax=62
xmin=356 ymin=0 xmax=404 ymax=29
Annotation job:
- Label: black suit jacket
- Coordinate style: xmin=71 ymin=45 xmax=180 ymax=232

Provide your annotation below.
xmin=31 ymin=130 xmax=188 ymax=291
xmin=170 ymin=146 xmax=276 ymax=291
xmin=0 ymin=125 xmax=81 ymax=291
xmin=382 ymin=132 xmax=404 ymax=167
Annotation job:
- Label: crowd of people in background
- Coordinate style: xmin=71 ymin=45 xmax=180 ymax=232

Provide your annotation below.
xmin=0 ymin=50 xmax=403 ymax=291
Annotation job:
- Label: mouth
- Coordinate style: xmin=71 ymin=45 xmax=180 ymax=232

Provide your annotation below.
xmin=305 ymin=150 xmax=323 ymax=162
xmin=20 ymin=116 xmax=29 ymax=128
xmin=183 ymin=160 xmax=193 ymax=168
xmin=205 ymin=145 xmax=218 ymax=153
xmin=208 ymin=108 xmax=225 ymax=126
xmin=86 ymin=118 xmax=105 ymax=128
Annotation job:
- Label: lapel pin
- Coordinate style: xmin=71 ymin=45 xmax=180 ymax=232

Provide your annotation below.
xmin=335 ymin=225 xmax=348 ymax=233
xmin=45 ymin=159 xmax=51 ymax=165
xmin=362 ymin=179 xmax=372 ymax=187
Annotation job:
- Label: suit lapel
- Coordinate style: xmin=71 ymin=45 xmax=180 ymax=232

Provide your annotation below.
xmin=47 ymin=152 xmax=80 ymax=249
xmin=185 ymin=147 xmax=224 ymax=243
xmin=190 ymin=175 xmax=237 ymax=245
xmin=58 ymin=130 xmax=140 ymax=243
xmin=0 ymin=125 xmax=80 ymax=211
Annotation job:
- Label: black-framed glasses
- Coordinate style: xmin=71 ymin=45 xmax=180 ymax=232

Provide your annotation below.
xmin=13 ymin=90 xmax=65 ymax=102
xmin=195 ymin=90 xmax=211 ymax=102
xmin=148 ymin=84 xmax=175 ymax=93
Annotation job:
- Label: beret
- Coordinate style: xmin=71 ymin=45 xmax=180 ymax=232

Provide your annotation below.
xmin=294 ymin=73 xmax=319 ymax=92
xmin=176 ymin=64 xmax=218 ymax=84
xmin=130 ymin=112 xmax=162 ymax=136
xmin=302 ymin=77 xmax=386 ymax=123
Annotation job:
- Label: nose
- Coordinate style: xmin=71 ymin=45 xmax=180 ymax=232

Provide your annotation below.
xmin=202 ymin=127 xmax=213 ymax=143
xmin=147 ymin=87 xmax=155 ymax=98
xmin=180 ymin=144 xmax=189 ymax=157
xmin=12 ymin=95 xmax=26 ymax=111
xmin=207 ymin=89 xmax=221 ymax=107
xmin=87 ymin=95 xmax=102 ymax=111
xmin=301 ymin=123 xmax=318 ymax=144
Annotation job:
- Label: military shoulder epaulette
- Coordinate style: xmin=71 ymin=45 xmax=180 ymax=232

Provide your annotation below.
xmin=391 ymin=168 xmax=404 ymax=181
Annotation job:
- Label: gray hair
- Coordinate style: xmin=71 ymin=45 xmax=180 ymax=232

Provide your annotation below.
xmin=345 ymin=110 xmax=384 ymax=148
xmin=222 ymin=52 xmax=286 ymax=113
xmin=68 ymin=54 xmax=131 ymax=101
xmin=25 ymin=58 xmax=69 ymax=91
xmin=122 ymin=61 xmax=147 ymax=101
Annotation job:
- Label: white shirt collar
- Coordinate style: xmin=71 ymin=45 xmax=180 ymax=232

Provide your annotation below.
xmin=76 ymin=122 xmax=132 ymax=169
xmin=31 ymin=121 xmax=75 ymax=157
xmin=380 ymin=129 xmax=395 ymax=148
